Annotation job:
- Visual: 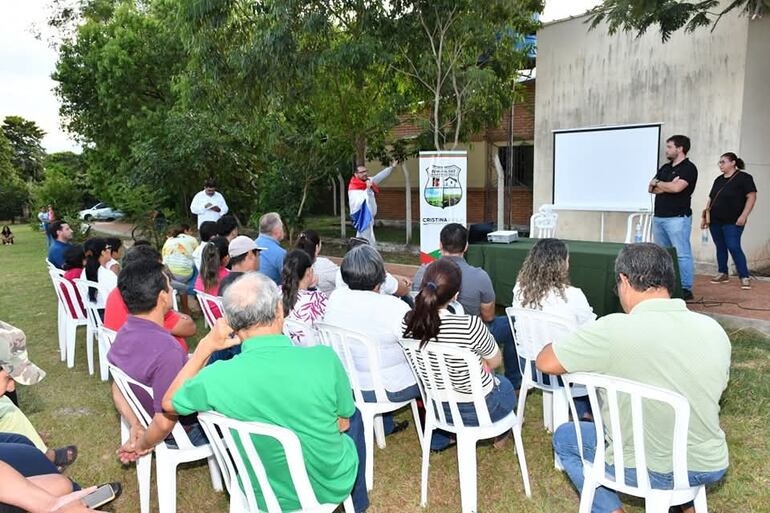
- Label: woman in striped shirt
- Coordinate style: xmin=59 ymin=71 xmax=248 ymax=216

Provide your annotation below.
xmin=402 ymin=258 xmax=516 ymax=450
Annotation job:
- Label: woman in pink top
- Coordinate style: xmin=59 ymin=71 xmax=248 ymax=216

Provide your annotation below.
xmin=194 ymin=236 xmax=230 ymax=318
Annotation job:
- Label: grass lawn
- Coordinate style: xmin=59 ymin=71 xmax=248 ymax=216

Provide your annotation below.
xmin=1 ymin=224 xmax=769 ymax=512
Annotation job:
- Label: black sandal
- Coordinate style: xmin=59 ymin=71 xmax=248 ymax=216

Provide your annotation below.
xmin=387 ymin=420 xmax=410 ymax=436
xmin=53 ymin=445 xmax=78 ymax=471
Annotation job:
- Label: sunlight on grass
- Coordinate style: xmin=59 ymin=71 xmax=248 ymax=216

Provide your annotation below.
xmin=0 ymin=224 xmax=767 ymax=512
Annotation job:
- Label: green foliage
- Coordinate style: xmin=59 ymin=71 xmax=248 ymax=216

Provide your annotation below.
xmin=589 ymin=0 xmax=769 ymax=42
xmin=30 ymin=166 xmax=84 ymax=215
xmin=0 ymin=132 xmax=30 ymax=221
xmin=2 ymin=115 xmax=47 ymax=182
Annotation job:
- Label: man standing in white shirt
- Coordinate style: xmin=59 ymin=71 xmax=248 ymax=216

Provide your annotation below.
xmin=190 ymin=179 xmax=229 ymax=228
xmin=348 ymin=162 xmax=397 ymax=245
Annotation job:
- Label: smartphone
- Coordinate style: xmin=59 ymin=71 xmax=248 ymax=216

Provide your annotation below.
xmin=82 ymin=482 xmax=122 ymax=509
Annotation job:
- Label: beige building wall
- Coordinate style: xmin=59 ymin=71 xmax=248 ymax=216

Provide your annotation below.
xmin=534 ymin=12 xmax=769 ymax=270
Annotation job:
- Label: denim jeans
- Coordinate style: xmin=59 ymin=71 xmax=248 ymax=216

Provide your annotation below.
xmin=360 ymin=383 xmax=421 ymax=434
xmin=345 ymin=409 xmax=369 ymax=512
xmin=0 ymin=432 xmax=79 ymax=490
xmin=652 ymin=215 xmax=694 ymax=290
xmin=553 ymin=422 xmax=727 ymax=513
xmin=488 ymin=316 xmax=522 ymax=389
xmin=164 ymin=421 xmax=210 ymax=448
xmin=429 ymin=374 xmax=517 ymax=450
xmin=709 ymin=223 xmax=749 ymax=278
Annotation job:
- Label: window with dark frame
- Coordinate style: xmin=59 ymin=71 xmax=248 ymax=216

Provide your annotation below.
xmin=497 ymin=144 xmax=534 ymax=189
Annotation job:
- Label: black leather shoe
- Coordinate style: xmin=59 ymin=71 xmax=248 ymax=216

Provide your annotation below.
xmin=682 ymin=289 xmax=694 ymax=301
xmin=387 ymin=420 xmax=409 ymax=436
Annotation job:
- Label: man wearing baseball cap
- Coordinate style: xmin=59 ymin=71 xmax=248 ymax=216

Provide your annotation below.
xmin=228 ymin=235 xmax=265 ymax=274
xmin=0 ymin=321 xmax=79 ymax=470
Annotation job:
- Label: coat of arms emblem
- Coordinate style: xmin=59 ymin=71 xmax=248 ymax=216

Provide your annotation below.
xmin=423 ymin=165 xmax=463 ymax=208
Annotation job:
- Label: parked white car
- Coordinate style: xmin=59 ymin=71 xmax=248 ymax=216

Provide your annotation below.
xmin=78 ymin=202 xmax=125 ymax=221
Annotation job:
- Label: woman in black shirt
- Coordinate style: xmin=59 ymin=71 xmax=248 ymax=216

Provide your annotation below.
xmin=700 ymin=152 xmax=757 ymax=289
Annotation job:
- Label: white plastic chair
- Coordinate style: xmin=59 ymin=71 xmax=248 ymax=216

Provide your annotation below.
xmin=196 ymin=291 xmax=223 ymax=329
xmin=283 ymin=318 xmax=318 ymax=347
xmin=315 ymin=322 xmax=423 ymax=491
xmin=505 ymin=307 xmax=578 ymax=433
xmin=73 ymin=278 xmax=109 ymax=377
xmin=625 ymin=212 xmax=654 ymax=243
xmin=561 ymin=372 xmax=708 ymax=513
xmin=529 ymin=204 xmax=558 ymax=238
xmin=198 ymin=411 xmax=355 ymax=513
xmin=49 ymin=271 xmax=88 ymax=368
xmin=400 ymin=339 xmax=531 ymax=513
xmin=98 ymin=327 xmax=117 ymax=381
xmin=109 ymin=364 xmax=224 ymax=513
xmin=46 ymin=258 xmax=63 ymax=275
xmin=171 ymin=289 xmax=179 ymax=311
xmin=45 ymin=266 xmax=67 ymax=362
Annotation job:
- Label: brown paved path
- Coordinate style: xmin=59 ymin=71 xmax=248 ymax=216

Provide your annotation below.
xmin=688 ymin=274 xmax=770 ymax=323
xmin=326 ymin=256 xmax=419 ymax=279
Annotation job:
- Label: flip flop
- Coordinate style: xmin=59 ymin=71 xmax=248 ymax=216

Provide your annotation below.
xmin=53 ymin=445 xmax=78 ymax=471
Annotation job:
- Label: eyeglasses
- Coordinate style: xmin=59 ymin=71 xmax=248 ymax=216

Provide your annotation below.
xmin=717 ymin=160 xmax=729 ymax=165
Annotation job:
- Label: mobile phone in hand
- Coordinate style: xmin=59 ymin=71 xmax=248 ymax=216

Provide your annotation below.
xmin=82 ymin=482 xmax=122 ymax=509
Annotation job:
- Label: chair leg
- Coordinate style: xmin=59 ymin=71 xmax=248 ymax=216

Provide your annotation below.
xmin=98 ymin=334 xmax=109 ymax=381
xmin=57 ymin=305 xmax=67 ymax=362
xmin=85 ymin=325 xmax=95 ymax=375
xmin=374 ymin=414 xmax=386 ymax=449
xmin=543 ymin=391 xmax=554 ymax=432
xmin=420 ymin=423 xmax=433 ymax=507
xmin=516 ymin=383 xmax=529 ymax=426
xmin=456 ymin=437 xmax=478 ymax=513
xmin=410 ymin=399 xmax=424 ymax=451
xmin=552 ymin=393 xmax=569 ymax=470
xmin=361 ymin=410 xmax=375 ymax=491
xmin=693 ymin=485 xmax=708 ymax=513
xmin=155 ymin=453 xmax=178 ymax=513
xmin=208 ymin=455 xmax=224 ymax=491
xmin=342 ymin=495 xmax=355 ymax=513
xmin=136 ymin=453 xmax=152 ymax=513
xmin=578 ymin=480 xmax=597 ymax=513
xmin=66 ymin=321 xmax=77 ymax=368
xmin=511 ymin=425 xmax=532 ymax=498
xmin=645 ymin=491 xmax=673 ymax=513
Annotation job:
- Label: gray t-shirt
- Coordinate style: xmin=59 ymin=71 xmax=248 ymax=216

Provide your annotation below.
xmin=412 ymin=255 xmax=495 ymax=316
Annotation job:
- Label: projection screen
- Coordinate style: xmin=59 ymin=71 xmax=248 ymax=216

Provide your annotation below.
xmin=552 ymin=124 xmax=661 ymax=212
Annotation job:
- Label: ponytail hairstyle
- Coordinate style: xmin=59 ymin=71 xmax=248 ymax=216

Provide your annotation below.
xmin=403 ymin=259 xmax=462 ymax=347
xmin=281 ymin=249 xmax=313 ymax=316
xmin=721 ymin=152 xmax=745 ymax=170
xmin=83 ymin=237 xmax=108 ymax=301
xmin=200 ymin=236 xmax=229 ymax=291
xmin=295 ymin=230 xmax=320 ymax=263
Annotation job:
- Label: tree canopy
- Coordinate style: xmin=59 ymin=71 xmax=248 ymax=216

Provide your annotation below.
xmin=2 ymin=116 xmax=47 ymax=182
xmin=589 ymin=0 xmax=769 ymax=41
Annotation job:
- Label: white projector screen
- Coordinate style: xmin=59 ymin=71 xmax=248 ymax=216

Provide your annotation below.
xmin=553 ymin=124 xmax=661 ymax=212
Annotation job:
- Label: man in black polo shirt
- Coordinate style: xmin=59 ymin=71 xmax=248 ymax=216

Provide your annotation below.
xmin=649 ymin=134 xmax=697 ymax=300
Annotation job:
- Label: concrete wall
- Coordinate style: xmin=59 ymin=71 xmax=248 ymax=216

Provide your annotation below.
xmin=738 ymin=15 xmax=770 ymax=269
xmin=534 ymin=12 xmax=769 ymax=269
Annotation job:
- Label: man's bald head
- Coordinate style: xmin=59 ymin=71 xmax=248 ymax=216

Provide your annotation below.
xmin=222 ymin=272 xmax=282 ymax=332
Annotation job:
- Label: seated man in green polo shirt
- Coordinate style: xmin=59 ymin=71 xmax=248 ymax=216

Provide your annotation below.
xmin=161 ymin=272 xmax=368 ymax=512
xmin=536 ymin=243 xmax=730 ymax=513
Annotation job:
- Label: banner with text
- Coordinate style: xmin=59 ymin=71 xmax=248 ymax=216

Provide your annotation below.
xmin=419 ymin=151 xmax=468 ymax=263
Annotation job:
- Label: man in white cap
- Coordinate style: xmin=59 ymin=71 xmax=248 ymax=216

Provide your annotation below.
xmin=228 ymin=235 xmax=266 ymax=274
xmin=0 ymin=321 xmax=79 ymax=470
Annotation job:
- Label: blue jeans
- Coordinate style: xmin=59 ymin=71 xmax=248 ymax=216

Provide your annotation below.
xmin=430 ymin=374 xmax=516 ymax=450
xmin=0 ymin=433 xmax=79 ymax=490
xmin=488 ymin=316 xmax=521 ymax=390
xmin=553 ymin=422 xmax=726 ymax=513
xmin=709 ymin=223 xmax=749 ymax=278
xmin=652 ymin=215 xmax=693 ymax=290
xmin=361 ymin=384 xmax=421 ymax=435
xmin=165 ymin=422 xmax=210 ymax=448
xmin=345 ymin=409 xmax=369 ymax=512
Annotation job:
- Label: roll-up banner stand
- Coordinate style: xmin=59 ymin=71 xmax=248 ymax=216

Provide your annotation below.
xmin=418 ymin=151 xmax=468 ymax=263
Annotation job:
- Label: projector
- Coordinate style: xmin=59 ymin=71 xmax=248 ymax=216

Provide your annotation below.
xmin=487 ymin=230 xmax=519 ymax=244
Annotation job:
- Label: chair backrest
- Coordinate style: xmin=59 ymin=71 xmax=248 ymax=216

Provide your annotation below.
xmin=624 ymin=212 xmax=653 ymax=243
xmin=100 ymin=326 xmax=117 ymax=348
xmin=400 ymin=338 xmax=493 ymax=427
xmin=198 ymin=411 xmax=328 ymax=513
xmin=108 ymin=364 xmax=197 ymax=451
xmin=529 ymin=204 xmax=558 ymax=238
xmin=46 ymin=259 xmax=64 ymax=276
xmin=505 ymin=306 xmax=576 ymax=390
xmin=196 ymin=291 xmax=223 ymax=329
xmin=73 ymin=278 xmax=105 ymax=331
xmin=283 ymin=318 xmax=318 ymax=347
xmin=315 ymin=322 xmax=389 ymax=404
xmin=561 ymin=372 xmax=692 ymax=493
xmin=171 ymin=289 xmax=179 ymax=311
xmin=49 ymin=271 xmax=86 ymax=320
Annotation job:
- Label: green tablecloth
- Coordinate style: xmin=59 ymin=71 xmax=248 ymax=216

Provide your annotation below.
xmin=466 ymin=239 xmax=681 ymax=317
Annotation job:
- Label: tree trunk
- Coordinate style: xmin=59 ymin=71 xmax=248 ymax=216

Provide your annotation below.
xmin=338 ymin=173 xmax=347 ymax=238
xmin=401 ymin=162 xmax=412 ymax=244
xmin=355 ymin=135 xmax=367 ymax=166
